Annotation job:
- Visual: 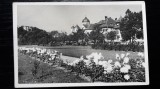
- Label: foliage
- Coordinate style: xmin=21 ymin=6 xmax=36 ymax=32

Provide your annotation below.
xmin=18 ymin=26 xmax=68 ymax=46
xmin=69 ymin=60 xmax=104 ymax=82
xmin=31 ymin=60 xmax=40 ymax=78
xmin=89 ymin=24 xmax=105 ymax=44
xmin=91 ymin=42 xmax=144 ymax=52
xmin=120 ymin=9 xmax=143 ymax=42
xmin=72 ymin=28 xmax=86 ymax=43
xmin=106 ymin=31 xmax=117 ymax=41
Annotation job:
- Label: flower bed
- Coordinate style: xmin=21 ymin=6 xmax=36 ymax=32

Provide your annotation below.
xmin=18 ymin=47 xmax=63 ymax=66
xmin=18 ymin=47 xmax=146 ymax=82
xmin=65 ymin=52 xmax=145 ymax=82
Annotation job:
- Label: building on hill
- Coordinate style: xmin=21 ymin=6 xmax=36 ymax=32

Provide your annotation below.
xmin=81 ymin=16 xmax=122 ymax=42
xmin=82 ymin=17 xmax=90 ymax=29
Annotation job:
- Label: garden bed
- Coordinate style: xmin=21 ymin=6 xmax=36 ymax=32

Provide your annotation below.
xmin=18 ymin=46 xmax=146 ymax=83
xmin=18 ymin=53 xmax=89 ymax=83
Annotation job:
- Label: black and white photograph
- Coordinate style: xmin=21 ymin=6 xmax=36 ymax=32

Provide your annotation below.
xmin=13 ymin=1 xmax=149 ymax=87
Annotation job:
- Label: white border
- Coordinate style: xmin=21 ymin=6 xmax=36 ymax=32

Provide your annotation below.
xmin=13 ymin=1 xmax=149 ymax=88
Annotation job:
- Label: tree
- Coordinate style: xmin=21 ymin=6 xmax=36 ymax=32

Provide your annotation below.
xmin=18 ymin=26 xmax=28 ymax=45
xmin=50 ymin=31 xmax=59 ymax=37
xmin=72 ymin=28 xmax=86 ymax=45
xmin=135 ymin=11 xmax=143 ymax=39
xmin=89 ymin=24 xmax=105 ymax=44
xmin=106 ymin=31 xmax=117 ymax=42
xmin=60 ymin=32 xmax=68 ymax=43
xmin=120 ymin=9 xmax=143 ymax=43
xmin=77 ymin=28 xmax=86 ymax=44
xmin=18 ymin=26 xmax=52 ymax=45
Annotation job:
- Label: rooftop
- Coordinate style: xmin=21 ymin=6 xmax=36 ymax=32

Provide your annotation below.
xmin=82 ymin=17 xmax=90 ymax=23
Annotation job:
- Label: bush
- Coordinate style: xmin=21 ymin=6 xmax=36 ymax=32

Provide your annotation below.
xmin=31 ymin=60 xmax=40 ymax=78
xmin=91 ymin=42 xmax=144 ymax=52
xmin=70 ymin=61 xmax=104 ymax=82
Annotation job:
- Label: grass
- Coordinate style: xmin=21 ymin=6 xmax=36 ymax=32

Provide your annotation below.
xmin=18 ymin=53 xmax=88 ymax=83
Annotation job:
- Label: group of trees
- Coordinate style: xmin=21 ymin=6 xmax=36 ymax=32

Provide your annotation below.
xmin=18 ymin=26 xmax=52 ymax=45
xmin=18 ymin=26 xmax=67 ymax=46
xmin=120 ymin=9 xmax=143 ymax=43
xmin=18 ymin=9 xmax=143 ymax=47
xmin=89 ymin=24 xmax=105 ymax=44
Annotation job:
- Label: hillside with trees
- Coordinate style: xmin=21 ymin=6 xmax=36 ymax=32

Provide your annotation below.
xmin=18 ymin=26 xmax=66 ymax=46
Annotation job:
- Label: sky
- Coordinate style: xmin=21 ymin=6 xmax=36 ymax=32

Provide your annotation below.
xmin=17 ymin=4 xmax=142 ymax=34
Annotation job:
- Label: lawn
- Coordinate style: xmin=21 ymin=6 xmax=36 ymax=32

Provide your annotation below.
xmin=20 ymin=45 xmax=141 ymax=61
xmin=18 ymin=53 xmax=88 ymax=83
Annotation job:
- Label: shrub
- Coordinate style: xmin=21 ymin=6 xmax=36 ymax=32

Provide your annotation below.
xmin=91 ymin=42 xmax=144 ymax=52
xmin=71 ymin=60 xmax=104 ymax=82
xmin=31 ymin=60 xmax=40 ymax=78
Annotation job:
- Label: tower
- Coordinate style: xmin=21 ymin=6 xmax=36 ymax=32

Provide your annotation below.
xmin=82 ymin=17 xmax=90 ymax=29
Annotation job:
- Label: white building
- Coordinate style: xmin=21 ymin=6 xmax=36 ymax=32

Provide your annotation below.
xmin=81 ymin=16 xmax=123 ymax=42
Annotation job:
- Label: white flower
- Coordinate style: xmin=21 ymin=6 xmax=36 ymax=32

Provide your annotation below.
xmin=114 ymin=61 xmax=121 ymax=68
xmin=32 ymin=48 xmax=36 ymax=52
xmin=68 ymin=62 xmax=74 ymax=66
xmin=121 ymin=54 xmax=125 ymax=59
xmin=80 ymin=56 xmax=84 ymax=60
xmin=101 ymin=60 xmax=113 ymax=73
xmin=51 ymin=55 xmax=55 ymax=60
xmin=98 ymin=53 xmax=104 ymax=60
xmin=98 ymin=61 xmax=108 ymax=67
xmin=86 ymin=54 xmax=94 ymax=60
xmin=104 ymin=66 xmax=113 ymax=73
xmin=93 ymin=58 xmax=99 ymax=65
xmin=108 ymin=59 xmax=113 ymax=64
xmin=48 ymin=58 xmax=52 ymax=61
xmin=124 ymin=74 xmax=130 ymax=80
xmin=120 ymin=67 xmax=129 ymax=73
xmin=83 ymin=60 xmax=91 ymax=66
xmin=98 ymin=61 xmax=104 ymax=66
xmin=126 ymin=53 xmax=130 ymax=57
xmin=93 ymin=52 xmax=98 ymax=58
xmin=90 ymin=52 xmax=100 ymax=65
xmin=123 ymin=57 xmax=130 ymax=64
xmin=88 ymin=52 xmax=104 ymax=65
xmin=103 ymin=71 xmax=107 ymax=74
xmin=124 ymin=64 xmax=131 ymax=70
xmin=116 ymin=54 xmax=120 ymax=60
xmin=70 ymin=59 xmax=81 ymax=66
xmin=138 ymin=52 xmax=144 ymax=58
